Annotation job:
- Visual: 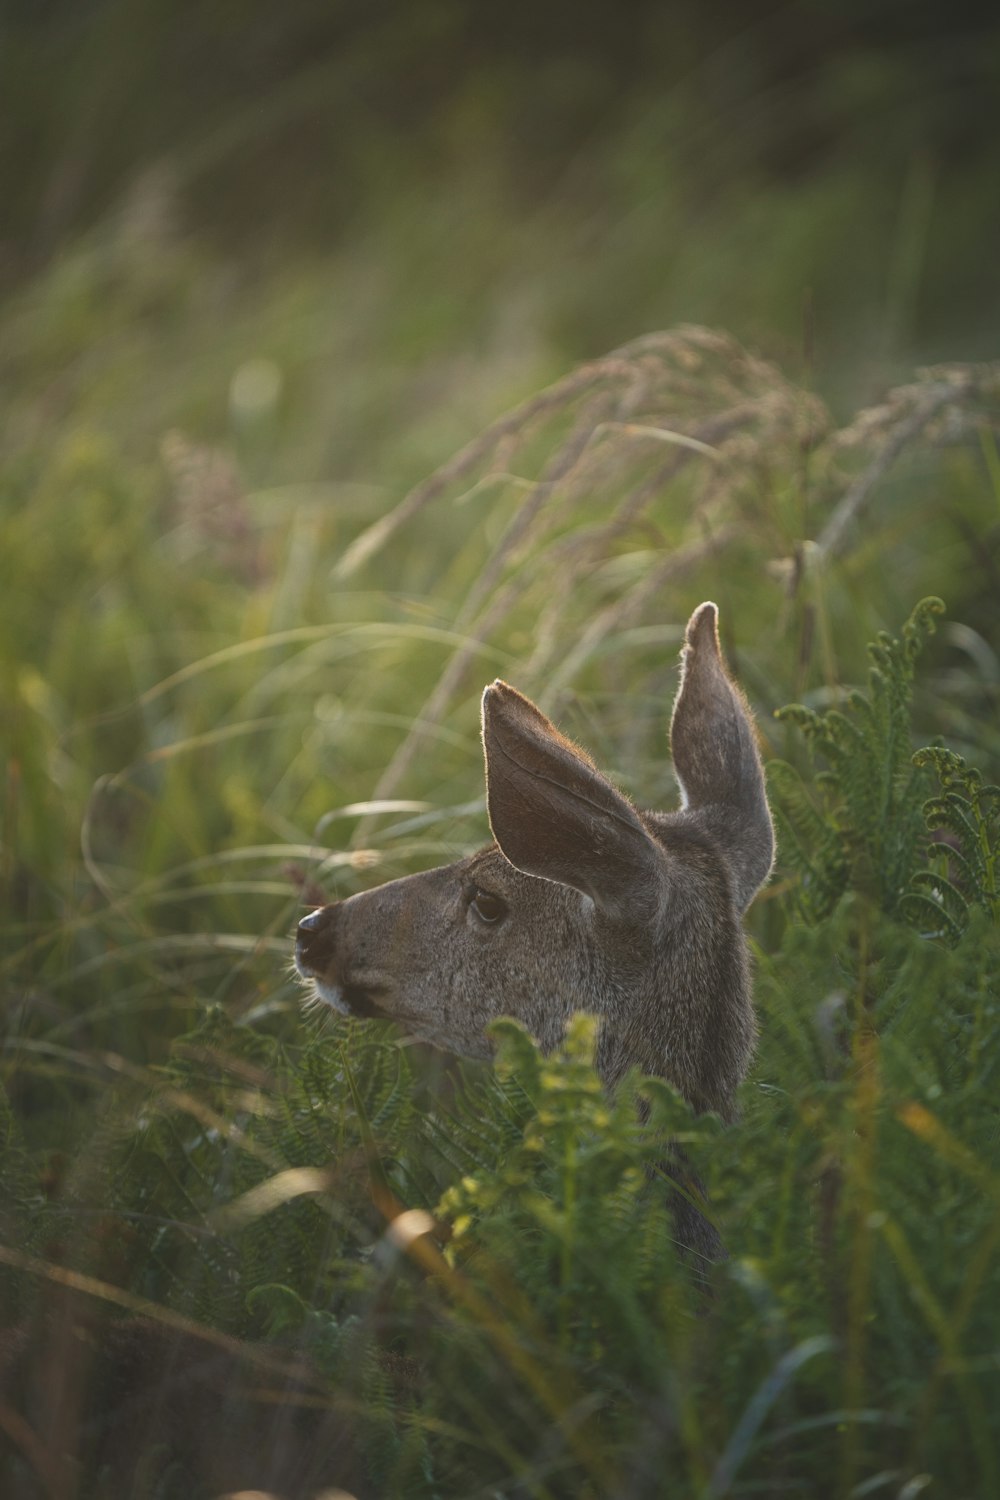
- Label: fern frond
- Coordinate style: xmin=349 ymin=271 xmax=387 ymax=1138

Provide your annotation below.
xmin=900 ymin=879 xmax=968 ymax=945
xmin=773 ymin=599 xmax=945 ymax=921
xmin=906 ymin=743 xmax=1000 ymax=941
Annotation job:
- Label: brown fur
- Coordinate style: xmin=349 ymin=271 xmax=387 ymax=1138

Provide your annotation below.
xmin=296 ymin=603 xmax=774 ymax=1261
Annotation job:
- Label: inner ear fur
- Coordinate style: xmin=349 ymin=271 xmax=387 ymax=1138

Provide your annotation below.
xmin=481 ymin=680 xmax=663 ymax=919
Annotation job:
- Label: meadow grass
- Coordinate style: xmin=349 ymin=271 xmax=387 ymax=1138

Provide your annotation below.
xmin=1 ymin=189 xmax=999 ymax=1497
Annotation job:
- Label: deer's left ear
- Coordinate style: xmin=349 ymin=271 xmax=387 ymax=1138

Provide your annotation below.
xmin=670 ymin=602 xmax=774 ymax=912
xmin=481 ymin=680 xmax=665 ymax=921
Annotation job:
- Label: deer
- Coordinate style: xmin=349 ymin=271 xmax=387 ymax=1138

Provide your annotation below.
xmin=295 ymin=602 xmax=774 ymax=1263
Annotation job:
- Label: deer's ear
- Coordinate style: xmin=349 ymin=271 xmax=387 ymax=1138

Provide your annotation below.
xmin=481 ymin=681 xmax=663 ymax=920
xmin=670 ymin=602 xmax=774 ymax=912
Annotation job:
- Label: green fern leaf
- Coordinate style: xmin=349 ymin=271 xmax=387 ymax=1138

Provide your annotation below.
xmin=773 ymin=598 xmax=944 ymax=922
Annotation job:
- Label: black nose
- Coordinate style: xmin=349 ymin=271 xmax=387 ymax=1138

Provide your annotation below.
xmin=297 ymin=908 xmax=327 ymax=936
xmin=295 ymin=906 xmax=336 ymax=977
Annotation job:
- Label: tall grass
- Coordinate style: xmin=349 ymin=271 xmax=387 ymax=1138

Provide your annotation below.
xmin=1 ymin=190 xmax=1000 ymax=1497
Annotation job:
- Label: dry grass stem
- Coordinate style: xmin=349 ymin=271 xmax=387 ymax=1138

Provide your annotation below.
xmin=343 ymin=330 xmax=996 ymax=834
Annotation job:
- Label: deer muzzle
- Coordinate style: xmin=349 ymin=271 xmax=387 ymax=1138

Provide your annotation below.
xmin=294 ymin=906 xmax=389 ymax=1019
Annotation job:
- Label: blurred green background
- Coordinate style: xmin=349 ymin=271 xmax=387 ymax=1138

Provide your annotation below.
xmin=5 ymin=0 xmax=1000 ymax=399
xmin=4 ymin=0 xmax=999 ymax=899
xmin=2 ymin=3 xmax=1000 ymax=1495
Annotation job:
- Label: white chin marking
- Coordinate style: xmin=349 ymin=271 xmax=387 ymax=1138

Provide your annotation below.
xmin=312 ymin=980 xmax=350 ymax=1015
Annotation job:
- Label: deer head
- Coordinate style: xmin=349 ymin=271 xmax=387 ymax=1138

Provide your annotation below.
xmin=295 ymin=603 xmax=773 ymax=1124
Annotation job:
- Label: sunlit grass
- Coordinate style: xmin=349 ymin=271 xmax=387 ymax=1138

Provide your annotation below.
xmin=1 ymin=184 xmax=999 ymax=1496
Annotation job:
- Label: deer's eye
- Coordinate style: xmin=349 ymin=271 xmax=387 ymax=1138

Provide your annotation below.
xmin=470 ymin=887 xmax=508 ymax=925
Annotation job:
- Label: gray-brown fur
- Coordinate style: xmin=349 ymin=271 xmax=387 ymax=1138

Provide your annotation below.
xmin=296 ymin=602 xmax=774 ymax=1261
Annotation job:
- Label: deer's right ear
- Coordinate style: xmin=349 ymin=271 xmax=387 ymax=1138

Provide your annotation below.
xmin=481 ymin=681 xmax=664 ymax=921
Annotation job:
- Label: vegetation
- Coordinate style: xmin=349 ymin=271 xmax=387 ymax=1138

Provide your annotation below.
xmin=2 ymin=6 xmax=1000 ymax=1497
